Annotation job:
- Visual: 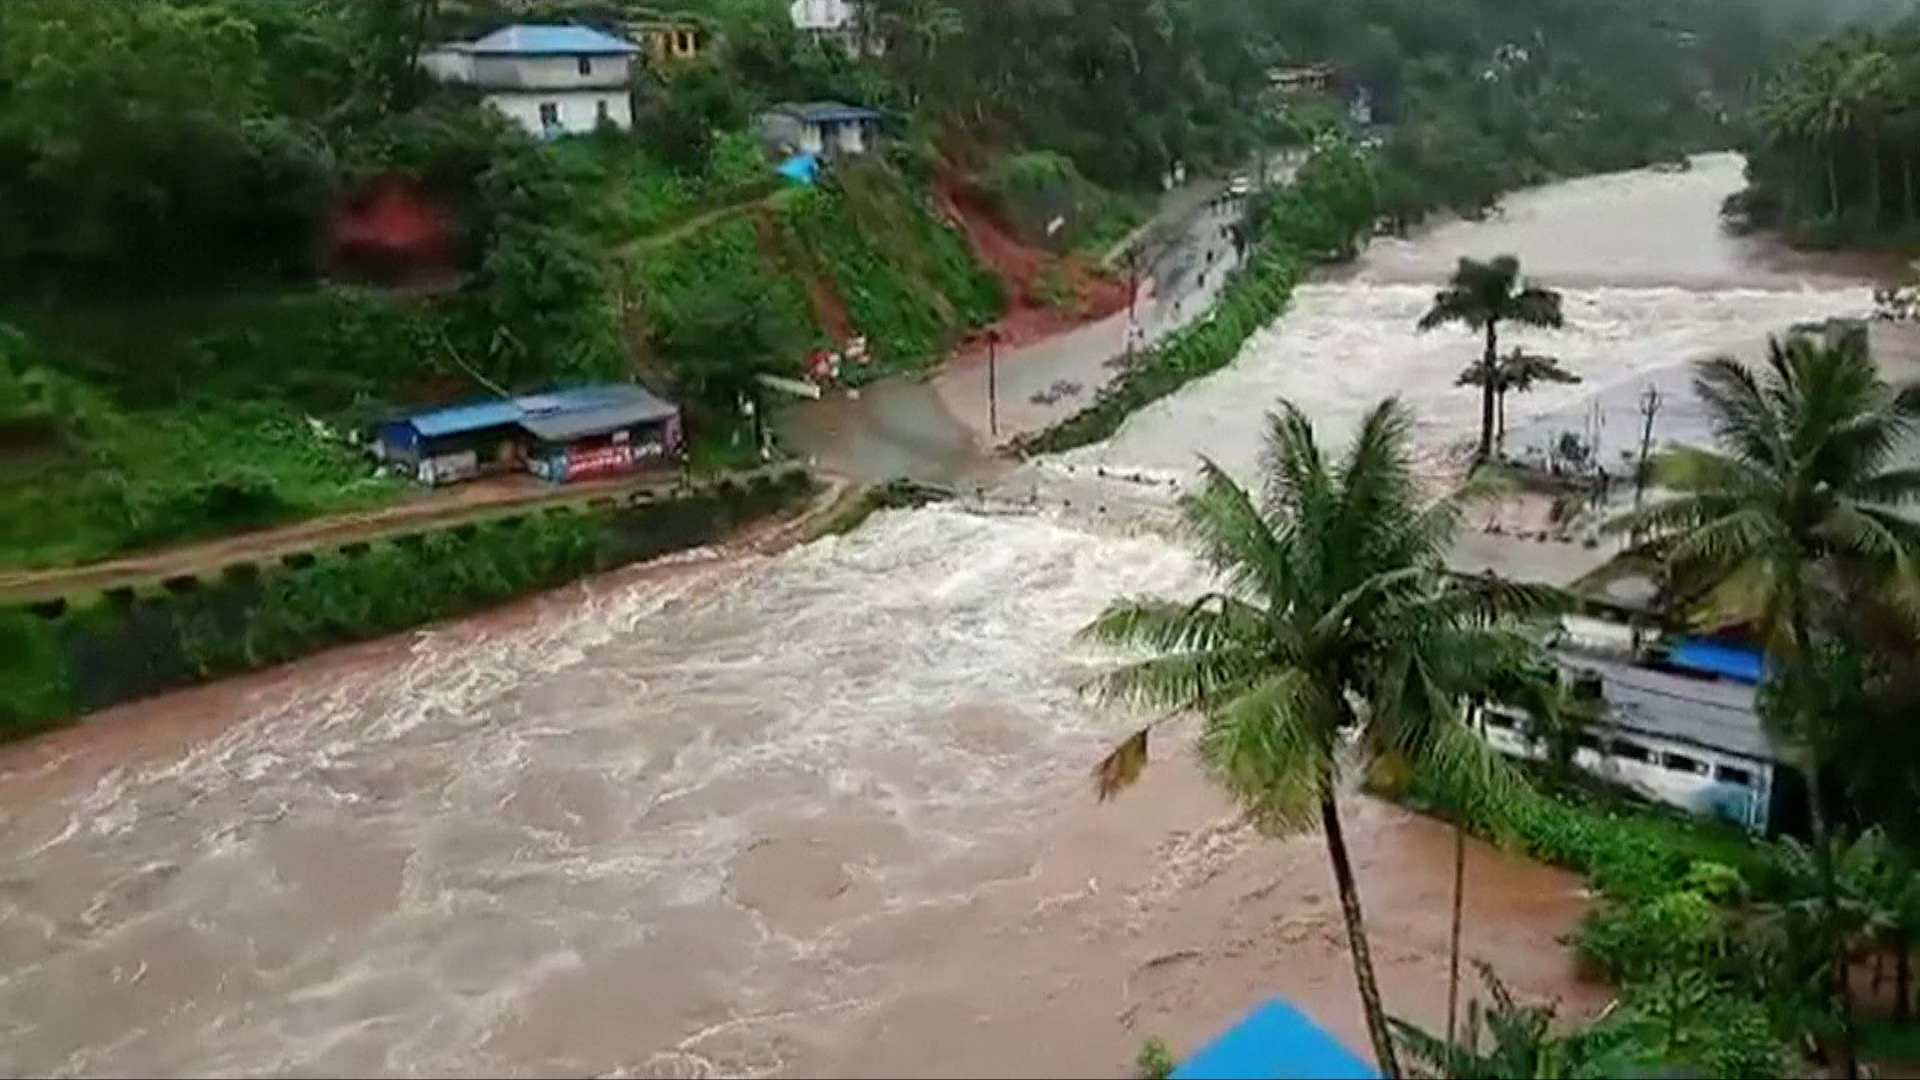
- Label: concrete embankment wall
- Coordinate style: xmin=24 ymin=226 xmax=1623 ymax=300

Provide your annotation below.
xmin=0 ymin=468 xmax=817 ymax=739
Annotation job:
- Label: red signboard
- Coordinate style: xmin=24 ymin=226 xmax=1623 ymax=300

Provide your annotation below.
xmin=563 ymin=443 xmax=635 ymax=482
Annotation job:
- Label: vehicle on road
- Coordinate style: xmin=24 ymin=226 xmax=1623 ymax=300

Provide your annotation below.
xmin=1227 ymin=174 xmax=1251 ymax=197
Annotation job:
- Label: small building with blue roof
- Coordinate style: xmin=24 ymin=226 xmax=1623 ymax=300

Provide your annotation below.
xmin=761 ymin=101 xmax=885 ymax=159
xmin=376 ymin=384 xmax=682 ymax=486
xmin=420 ymin=23 xmax=639 ymax=138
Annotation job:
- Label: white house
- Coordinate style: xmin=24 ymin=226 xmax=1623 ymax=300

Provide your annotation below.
xmin=421 ymin=24 xmax=638 ymax=139
xmin=789 ymin=0 xmax=880 ymax=56
xmin=760 ymin=101 xmax=884 ymax=159
xmin=1481 ymin=645 xmax=1784 ymax=833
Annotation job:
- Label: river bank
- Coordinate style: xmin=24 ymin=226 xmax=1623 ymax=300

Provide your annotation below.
xmin=0 ymin=154 xmax=1888 ymax=1079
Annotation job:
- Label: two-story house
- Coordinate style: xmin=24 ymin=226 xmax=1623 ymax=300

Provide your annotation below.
xmin=789 ymin=0 xmax=880 ymax=57
xmin=421 ymin=24 xmax=638 ymax=139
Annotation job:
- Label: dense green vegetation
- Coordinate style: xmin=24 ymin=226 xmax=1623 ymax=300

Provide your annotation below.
xmin=0 ymin=0 xmax=1848 ymax=573
xmin=0 ymin=467 xmax=814 ymax=739
xmin=1351 ymin=327 xmax=1920 ymax=1079
xmin=1734 ymin=15 xmax=1920 ymax=248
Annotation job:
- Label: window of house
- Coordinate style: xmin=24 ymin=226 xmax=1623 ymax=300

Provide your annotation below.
xmin=596 ymin=98 xmax=612 ymax=124
xmin=1716 ymin=764 xmax=1755 ymax=787
xmin=1609 ymin=738 xmax=1651 ymax=763
xmin=1576 ymin=732 xmax=1602 ymax=751
xmin=578 ymin=56 xmax=593 ymax=77
xmin=538 ymin=102 xmax=560 ymax=130
xmin=1662 ymin=751 xmax=1708 ymax=776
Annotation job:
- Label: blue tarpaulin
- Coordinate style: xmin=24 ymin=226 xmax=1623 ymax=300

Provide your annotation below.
xmin=1170 ymin=1000 xmax=1378 ymax=1080
xmin=1667 ymin=639 xmax=1766 ymax=685
xmin=777 ymin=153 xmax=819 ymax=185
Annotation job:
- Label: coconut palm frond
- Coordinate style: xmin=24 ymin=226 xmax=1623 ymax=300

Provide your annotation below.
xmin=1509 ymin=286 xmax=1567 ymax=329
xmin=1196 ymin=668 xmax=1331 ymax=835
xmin=1076 ymin=594 xmax=1251 ymax=654
xmin=1092 ymin=727 xmax=1153 ymax=802
xmin=1181 ymin=458 xmax=1298 ymax=605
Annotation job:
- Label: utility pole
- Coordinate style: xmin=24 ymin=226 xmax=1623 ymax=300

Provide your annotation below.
xmin=1125 ymin=245 xmax=1141 ymax=324
xmin=1633 ymin=383 xmax=1662 ymax=519
xmin=1629 ymin=383 xmax=1664 ymax=657
xmin=986 ymin=328 xmax=1001 ymax=438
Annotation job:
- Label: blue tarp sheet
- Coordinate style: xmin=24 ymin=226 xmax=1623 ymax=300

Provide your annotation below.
xmin=777 ymin=153 xmax=819 ymax=185
xmin=1170 ymin=1000 xmax=1378 ymax=1080
xmin=1667 ymin=639 xmax=1766 ymax=685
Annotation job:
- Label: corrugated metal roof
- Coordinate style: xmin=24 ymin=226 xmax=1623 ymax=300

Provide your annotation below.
xmin=777 ymin=101 xmax=883 ymax=124
xmin=407 ymin=398 xmax=526 ymax=438
xmin=521 ymin=385 xmax=678 ymax=443
xmin=468 ymin=24 xmax=638 ymax=56
xmin=1562 ymin=654 xmax=1776 ymax=762
xmin=394 ymin=385 xmax=674 ymax=440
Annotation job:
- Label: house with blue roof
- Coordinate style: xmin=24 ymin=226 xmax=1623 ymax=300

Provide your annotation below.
xmin=374 ymin=385 xmax=683 ymax=486
xmin=760 ymin=101 xmax=885 ymax=159
xmin=421 ymin=24 xmax=639 ymax=138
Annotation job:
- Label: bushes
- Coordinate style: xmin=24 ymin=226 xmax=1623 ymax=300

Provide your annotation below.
xmin=1411 ymin=768 xmax=1794 ymax=1077
xmin=0 ymin=469 xmax=816 ymax=740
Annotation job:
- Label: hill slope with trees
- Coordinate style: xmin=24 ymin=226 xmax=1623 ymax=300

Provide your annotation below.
xmin=0 ymin=0 xmax=1843 ymax=573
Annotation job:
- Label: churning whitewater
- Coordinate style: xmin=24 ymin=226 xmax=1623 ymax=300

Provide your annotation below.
xmin=0 ymin=155 xmax=1879 ymax=1078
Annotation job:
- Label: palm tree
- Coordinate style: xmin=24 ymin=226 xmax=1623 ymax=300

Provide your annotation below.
xmin=1837 ymin=46 xmax=1898 ymax=226
xmin=1607 ymin=325 xmax=1920 ymax=1079
xmin=1454 ymin=350 xmax=1582 ymax=459
xmin=1080 ymin=398 xmax=1542 ymax=1078
xmin=1419 ymin=257 xmax=1567 ymax=466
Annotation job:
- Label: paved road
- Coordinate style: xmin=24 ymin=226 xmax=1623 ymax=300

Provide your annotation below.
xmin=780 ymin=184 xmax=1258 ymax=487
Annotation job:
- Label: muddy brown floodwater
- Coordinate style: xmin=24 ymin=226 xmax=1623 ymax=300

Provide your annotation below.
xmin=0 ymin=154 xmax=1886 ymax=1078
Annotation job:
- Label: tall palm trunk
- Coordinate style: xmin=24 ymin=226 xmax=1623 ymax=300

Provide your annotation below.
xmin=1446 ymin=822 xmax=1466 ymax=1046
xmin=1790 ymin=600 xmax=1858 ymax=1079
xmin=1828 ymin=152 xmax=1843 ymax=219
xmin=1807 ymin=770 xmax=1860 ymax=1080
xmin=1322 ymin=790 xmax=1402 ymax=1078
xmin=1476 ymin=322 xmax=1499 ymax=464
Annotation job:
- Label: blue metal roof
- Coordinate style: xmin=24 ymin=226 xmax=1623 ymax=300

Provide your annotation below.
xmin=395 ymin=385 xmax=672 ymax=440
xmin=1172 ymin=1000 xmax=1377 ymax=1080
xmin=778 ymin=101 xmax=883 ymax=124
xmin=468 ymin=24 xmax=639 ymax=56
xmin=406 ymin=398 xmax=526 ymax=438
xmin=1667 ymin=639 xmax=1766 ymax=686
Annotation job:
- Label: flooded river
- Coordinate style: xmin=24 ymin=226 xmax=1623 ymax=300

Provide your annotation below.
xmin=0 ymin=155 xmax=1881 ymax=1078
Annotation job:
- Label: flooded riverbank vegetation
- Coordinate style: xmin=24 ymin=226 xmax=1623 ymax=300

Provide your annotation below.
xmin=1734 ymin=9 xmax=1920 ymax=251
xmin=1377 ymin=327 xmax=1920 ymax=1078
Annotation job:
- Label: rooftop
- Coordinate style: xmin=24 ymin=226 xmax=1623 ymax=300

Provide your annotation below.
xmin=464 ymin=24 xmax=639 ymax=56
xmin=395 ymin=385 xmax=677 ymax=441
xmin=520 ymin=385 xmax=680 ymax=443
xmin=1171 ymin=999 xmax=1377 ymax=1080
xmin=1561 ymin=653 xmax=1776 ymax=763
xmin=775 ymin=100 xmax=883 ymax=124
